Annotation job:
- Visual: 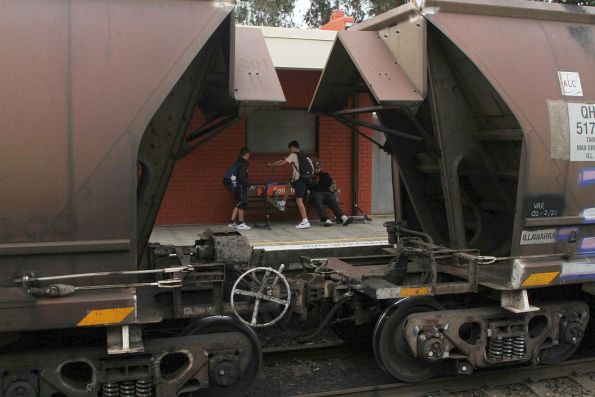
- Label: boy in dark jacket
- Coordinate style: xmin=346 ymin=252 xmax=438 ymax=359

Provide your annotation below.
xmin=229 ymin=147 xmax=252 ymax=230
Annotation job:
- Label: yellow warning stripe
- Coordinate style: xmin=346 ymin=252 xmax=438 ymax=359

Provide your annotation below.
xmin=400 ymin=287 xmax=430 ymax=297
xmin=77 ymin=307 xmax=134 ymax=327
xmin=521 ymin=272 xmax=560 ymax=288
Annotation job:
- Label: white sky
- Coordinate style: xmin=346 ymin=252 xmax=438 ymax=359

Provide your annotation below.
xmin=293 ymin=0 xmax=311 ymax=28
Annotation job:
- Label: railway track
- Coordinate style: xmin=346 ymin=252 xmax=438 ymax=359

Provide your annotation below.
xmin=262 ymin=341 xmax=349 ymax=363
xmin=253 ymin=326 xmax=595 ymax=397
xmin=291 ymin=357 xmax=595 ymax=397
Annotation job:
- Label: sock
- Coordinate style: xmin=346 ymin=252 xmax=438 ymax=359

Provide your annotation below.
xmin=302 ymin=218 xmax=308 ymax=223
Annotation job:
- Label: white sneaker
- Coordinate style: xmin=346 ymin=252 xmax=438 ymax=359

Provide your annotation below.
xmin=228 ymin=222 xmax=237 ymax=228
xmin=235 ymin=223 xmax=251 ymax=230
xmin=342 ymin=215 xmax=354 ymax=226
xmin=323 ymin=219 xmax=333 ymax=227
xmin=296 ymin=220 xmax=310 ymax=229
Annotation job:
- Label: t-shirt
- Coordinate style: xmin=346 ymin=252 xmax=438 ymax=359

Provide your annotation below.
xmin=311 ymin=171 xmax=333 ymax=193
xmin=285 ymin=153 xmax=300 ymax=181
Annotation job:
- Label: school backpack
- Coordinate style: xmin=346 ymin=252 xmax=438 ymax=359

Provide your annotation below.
xmin=296 ymin=151 xmax=314 ymax=180
xmin=223 ymin=161 xmax=239 ymax=191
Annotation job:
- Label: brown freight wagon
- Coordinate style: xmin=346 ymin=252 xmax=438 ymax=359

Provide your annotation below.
xmin=310 ymin=0 xmax=595 ymax=381
xmin=1 ymin=0 xmax=595 ymax=395
xmin=0 ymin=0 xmax=285 ymax=395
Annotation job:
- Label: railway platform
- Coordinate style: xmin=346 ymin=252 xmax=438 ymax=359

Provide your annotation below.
xmin=150 ymin=215 xmax=393 ymax=265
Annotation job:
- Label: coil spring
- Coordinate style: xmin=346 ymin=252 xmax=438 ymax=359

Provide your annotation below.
xmin=513 ymin=335 xmax=526 ymax=358
xmin=136 ymin=378 xmax=152 ymax=397
xmin=102 ymin=382 xmax=119 ymax=397
xmin=488 ymin=337 xmax=503 ymax=360
xmin=502 ymin=337 xmax=513 ymax=360
xmin=119 ymin=381 xmax=136 ymax=397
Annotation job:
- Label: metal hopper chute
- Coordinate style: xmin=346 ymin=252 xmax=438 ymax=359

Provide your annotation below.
xmin=180 ymin=25 xmax=286 ymax=156
xmin=419 ymin=0 xmax=595 ymax=256
xmin=310 ymin=2 xmax=425 ymax=114
xmin=0 ymin=0 xmax=236 ymax=286
xmin=232 ymin=26 xmax=286 ymax=107
xmin=310 ymin=0 xmax=595 ymax=258
xmin=309 ymin=29 xmax=424 ymax=112
xmin=0 ymin=0 xmax=286 ymax=329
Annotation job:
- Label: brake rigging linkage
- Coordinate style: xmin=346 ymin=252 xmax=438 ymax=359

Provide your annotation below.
xmin=14 ymin=264 xmax=195 ymax=297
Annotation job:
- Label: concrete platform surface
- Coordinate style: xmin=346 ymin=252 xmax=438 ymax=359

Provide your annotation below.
xmin=150 ymin=214 xmax=393 ymax=250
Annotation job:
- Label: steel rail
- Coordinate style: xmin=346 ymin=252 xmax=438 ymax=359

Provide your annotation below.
xmin=262 ymin=341 xmax=348 ymax=363
xmin=292 ymin=357 xmax=595 ymax=397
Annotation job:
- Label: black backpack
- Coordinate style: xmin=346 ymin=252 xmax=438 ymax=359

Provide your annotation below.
xmin=223 ymin=162 xmax=239 ymax=191
xmin=295 ymin=151 xmax=314 ymax=180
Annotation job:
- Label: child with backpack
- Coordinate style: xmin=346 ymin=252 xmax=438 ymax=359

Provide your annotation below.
xmin=223 ymin=147 xmax=252 ymax=230
xmin=267 ymin=140 xmax=314 ymax=229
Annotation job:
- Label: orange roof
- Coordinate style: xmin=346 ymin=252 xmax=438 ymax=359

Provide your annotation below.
xmin=321 ymin=10 xmax=354 ymax=31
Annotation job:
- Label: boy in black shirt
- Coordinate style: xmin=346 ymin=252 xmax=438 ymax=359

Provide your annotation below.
xmin=309 ymin=160 xmax=351 ymax=226
xmin=267 ymin=140 xmax=312 ymax=229
xmin=228 ymin=147 xmax=252 ymax=230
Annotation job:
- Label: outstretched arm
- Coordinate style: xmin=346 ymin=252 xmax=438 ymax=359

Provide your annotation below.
xmin=267 ymin=159 xmax=288 ymax=167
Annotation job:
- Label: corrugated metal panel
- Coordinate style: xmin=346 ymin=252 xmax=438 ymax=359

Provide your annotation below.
xmin=339 ymin=31 xmax=423 ymax=105
xmin=309 ymin=30 xmax=423 ymax=112
xmin=233 ymin=27 xmax=286 ymax=103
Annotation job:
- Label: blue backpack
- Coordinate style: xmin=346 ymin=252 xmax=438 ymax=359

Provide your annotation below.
xmin=223 ymin=162 xmax=239 ymax=191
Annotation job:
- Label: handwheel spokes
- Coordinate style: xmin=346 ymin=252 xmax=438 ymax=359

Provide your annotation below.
xmin=233 ymin=288 xmax=290 ymax=305
xmin=230 ymin=266 xmax=292 ymax=328
xmin=233 ymin=289 xmax=260 ymax=298
xmin=258 ymin=294 xmax=289 ymax=305
xmin=250 ymin=269 xmax=270 ymax=326
xmin=268 ymin=264 xmax=285 ymax=291
xmin=251 ymin=297 xmax=261 ymax=326
xmin=255 ymin=269 xmax=271 ymax=294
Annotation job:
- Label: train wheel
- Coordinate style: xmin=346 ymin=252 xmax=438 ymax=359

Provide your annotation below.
xmin=539 ymin=342 xmax=581 ymax=365
xmin=372 ymin=297 xmax=446 ymax=382
xmin=538 ymin=316 xmax=586 ymax=365
xmin=181 ymin=316 xmax=261 ymax=397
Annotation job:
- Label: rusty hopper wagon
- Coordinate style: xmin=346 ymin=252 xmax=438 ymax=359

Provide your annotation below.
xmin=0 ymin=0 xmax=288 ymax=396
xmin=309 ymin=0 xmax=595 ymax=382
xmin=1 ymin=0 xmax=595 ymax=395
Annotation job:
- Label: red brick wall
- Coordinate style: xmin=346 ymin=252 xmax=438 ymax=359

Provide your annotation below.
xmin=155 ymin=70 xmax=373 ymax=225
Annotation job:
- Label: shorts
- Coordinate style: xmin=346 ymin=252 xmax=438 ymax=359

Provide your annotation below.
xmin=234 ymin=188 xmax=248 ymax=210
xmin=291 ymin=177 xmax=308 ymax=199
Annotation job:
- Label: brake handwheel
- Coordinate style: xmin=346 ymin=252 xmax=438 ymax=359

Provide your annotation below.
xmin=231 ymin=265 xmax=291 ymax=328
